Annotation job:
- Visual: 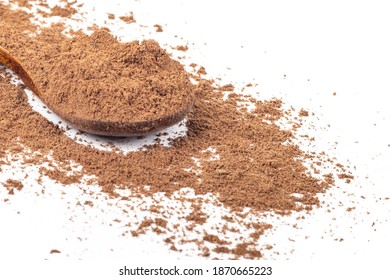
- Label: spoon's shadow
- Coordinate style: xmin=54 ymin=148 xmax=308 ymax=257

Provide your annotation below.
xmin=75 ymin=120 xmax=188 ymax=154
xmin=5 ymin=67 xmax=188 ymax=154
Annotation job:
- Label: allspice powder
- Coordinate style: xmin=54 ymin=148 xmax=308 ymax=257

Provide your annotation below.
xmin=0 ymin=1 xmax=350 ymax=259
xmin=1 ymin=23 xmax=194 ymax=123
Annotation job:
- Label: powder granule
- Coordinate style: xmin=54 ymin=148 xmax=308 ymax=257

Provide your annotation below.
xmin=119 ymin=13 xmax=135 ymax=24
xmin=2 ymin=179 xmax=24 ymax=195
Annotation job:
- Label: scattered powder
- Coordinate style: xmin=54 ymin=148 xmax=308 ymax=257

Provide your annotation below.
xmin=0 ymin=63 xmax=323 ymax=212
xmin=197 ymin=66 xmax=207 ymax=76
xmin=2 ymin=179 xmax=24 ymax=195
xmin=0 ymin=1 xmax=350 ymax=259
xmin=51 ymin=4 xmax=77 ymax=18
xmin=119 ymin=13 xmax=135 ymax=24
xmin=299 ymin=109 xmax=309 ymax=117
xmin=13 ymin=0 xmax=32 ymax=9
xmin=220 ymin=83 xmax=235 ymax=92
xmin=49 ymin=249 xmax=61 ymax=254
xmin=175 ymin=45 xmax=189 ymax=52
xmin=154 ymin=24 xmax=163 ymax=32
xmin=30 ymin=0 xmax=78 ymax=18
xmin=337 ymin=173 xmax=354 ymax=184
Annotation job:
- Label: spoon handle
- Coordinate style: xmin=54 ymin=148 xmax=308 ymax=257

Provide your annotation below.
xmin=0 ymin=45 xmax=40 ymax=95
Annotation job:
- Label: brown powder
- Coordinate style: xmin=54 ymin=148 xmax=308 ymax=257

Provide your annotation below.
xmin=197 ymin=66 xmax=207 ymax=76
xmin=32 ymin=0 xmax=78 ymax=18
xmin=154 ymin=24 xmax=163 ymax=32
xmin=0 ymin=2 xmax=346 ymax=259
xmin=175 ymin=45 xmax=189 ymax=52
xmin=203 ymin=233 xmax=229 ymax=245
xmin=13 ymin=0 xmax=29 ymax=8
xmin=299 ymin=109 xmax=309 ymax=117
xmin=50 ymin=249 xmax=61 ymax=254
xmin=1 ymin=24 xmax=194 ymax=124
xmin=51 ymin=4 xmax=77 ymax=17
xmin=119 ymin=13 xmax=135 ymax=24
xmin=220 ymin=83 xmax=235 ymax=92
xmin=2 ymin=179 xmax=24 ymax=195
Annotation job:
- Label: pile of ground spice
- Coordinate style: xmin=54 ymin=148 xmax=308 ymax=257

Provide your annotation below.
xmin=0 ymin=1 xmax=350 ymax=258
xmin=0 ymin=21 xmax=194 ymax=124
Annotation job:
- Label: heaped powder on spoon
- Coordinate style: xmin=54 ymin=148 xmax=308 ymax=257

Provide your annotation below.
xmin=0 ymin=1 xmax=353 ymax=259
xmin=1 ymin=26 xmax=194 ymax=124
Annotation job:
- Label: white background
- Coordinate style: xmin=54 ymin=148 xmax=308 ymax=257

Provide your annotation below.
xmin=0 ymin=0 xmax=389 ymax=279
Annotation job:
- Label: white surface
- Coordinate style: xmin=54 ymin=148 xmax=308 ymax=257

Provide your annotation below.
xmin=0 ymin=0 xmax=389 ymax=268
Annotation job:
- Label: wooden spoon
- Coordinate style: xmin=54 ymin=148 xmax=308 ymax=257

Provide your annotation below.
xmin=0 ymin=45 xmax=193 ymax=137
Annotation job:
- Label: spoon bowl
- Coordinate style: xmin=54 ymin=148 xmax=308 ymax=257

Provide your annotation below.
xmin=0 ymin=45 xmax=192 ymax=137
